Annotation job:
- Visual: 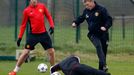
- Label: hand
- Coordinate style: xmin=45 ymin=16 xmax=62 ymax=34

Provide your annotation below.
xmin=17 ymin=38 xmax=22 ymax=47
xmin=100 ymin=26 xmax=106 ymax=31
xmin=49 ymin=27 xmax=54 ymax=35
xmin=72 ymin=22 xmax=76 ymax=28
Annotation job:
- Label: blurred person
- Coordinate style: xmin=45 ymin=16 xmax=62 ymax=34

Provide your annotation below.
xmin=9 ymin=0 xmax=55 ymax=75
xmin=72 ymin=0 xmax=112 ymax=72
xmin=50 ymin=55 xmax=111 ymax=75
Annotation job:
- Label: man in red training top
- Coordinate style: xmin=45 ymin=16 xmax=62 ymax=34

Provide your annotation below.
xmin=9 ymin=0 xmax=55 ymax=75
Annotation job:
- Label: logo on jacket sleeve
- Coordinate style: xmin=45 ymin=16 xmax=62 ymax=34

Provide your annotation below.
xmin=95 ymin=12 xmax=99 ymax=16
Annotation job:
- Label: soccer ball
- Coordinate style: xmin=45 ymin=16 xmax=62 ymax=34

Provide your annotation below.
xmin=51 ymin=72 xmax=61 ymax=75
xmin=37 ymin=63 xmax=48 ymax=73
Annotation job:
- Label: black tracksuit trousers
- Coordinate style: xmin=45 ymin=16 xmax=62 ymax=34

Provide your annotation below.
xmin=71 ymin=64 xmax=108 ymax=75
xmin=88 ymin=34 xmax=108 ymax=70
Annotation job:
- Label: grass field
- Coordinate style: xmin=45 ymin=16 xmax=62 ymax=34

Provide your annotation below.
xmin=0 ymin=24 xmax=134 ymax=75
xmin=0 ymin=25 xmax=134 ymax=54
xmin=0 ymin=52 xmax=134 ymax=75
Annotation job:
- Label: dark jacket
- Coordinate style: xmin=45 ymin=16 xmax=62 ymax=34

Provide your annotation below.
xmin=59 ymin=56 xmax=80 ymax=75
xmin=74 ymin=2 xmax=112 ymax=38
xmin=51 ymin=56 xmax=109 ymax=75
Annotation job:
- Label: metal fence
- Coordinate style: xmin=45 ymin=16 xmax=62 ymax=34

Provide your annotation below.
xmin=0 ymin=0 xmax=134 ymax=25
xmin=0 ymin=0 xmax=134 ymax=52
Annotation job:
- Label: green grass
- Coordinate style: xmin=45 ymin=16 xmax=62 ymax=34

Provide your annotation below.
xmin=53 ymin=25 xmax=134 ymax=54
xmin=0 ymin=25 xmax=134 ymax=75
xmin=0 ymin=53 xmax=134 ymax=75
xmin=0 ymin=25 xmax=134 ymax=55
xmin=0 ymin=61 xmax=50 ymax=75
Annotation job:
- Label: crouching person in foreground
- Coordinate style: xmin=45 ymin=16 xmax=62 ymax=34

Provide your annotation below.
xmin=50 ymin=55 xmax=111 ymax=75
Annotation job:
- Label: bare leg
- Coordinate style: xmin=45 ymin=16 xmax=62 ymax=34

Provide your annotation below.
xmin=47 ymin=48 xmax=55 ymax=66
xmin=14 ymin=49 xmax=30 ymax=72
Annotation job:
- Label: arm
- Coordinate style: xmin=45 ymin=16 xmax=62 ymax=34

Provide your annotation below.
xmin=18 ymin=10 xmax=28 ymax=39
xmin=73 ymin=9 xmax=86 ymax=26
xmin=101 ymin=8 xmax=112 ymax=30
xmin=44 ymin=5 xmax=54 ymax=28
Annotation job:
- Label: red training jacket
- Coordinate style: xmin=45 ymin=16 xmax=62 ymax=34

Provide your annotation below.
xmin=18 ymin=3 xmax=54 ymax=38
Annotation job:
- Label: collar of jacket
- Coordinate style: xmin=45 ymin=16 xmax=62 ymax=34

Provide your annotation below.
xmin=92 ymin=1 xmax=99 ymax=11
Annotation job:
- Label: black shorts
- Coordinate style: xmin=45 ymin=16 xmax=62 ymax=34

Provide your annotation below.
xmin=25 ymin=32 xmax=53 ymax=50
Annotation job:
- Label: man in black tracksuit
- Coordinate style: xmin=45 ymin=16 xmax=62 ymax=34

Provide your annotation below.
xmin=72 ymin=0 xmax=112 ymax=71
xmin=50 ymin=55 xmax=111 ymax=75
